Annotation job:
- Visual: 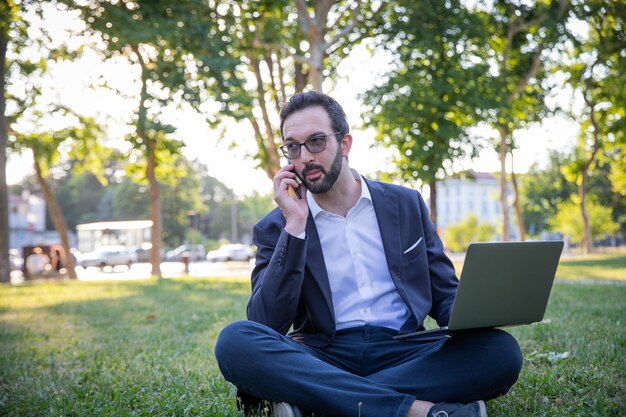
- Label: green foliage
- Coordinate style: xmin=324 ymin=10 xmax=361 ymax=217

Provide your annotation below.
xmin=208 ymin=193 xmax=275 ymax=243
xmin=519 ymin=152 xmax=577 ymax=236
xmin=560 ymin=0 xmax=626 ymax=239
xmin=550 ymin=197 xmax=619 ymax=245
xmin=53 ymin=171 xmax=107 ymax=228
xmin=484 ymin=0 xmax=569 ymax=131
xmin=362 ymin=0 xmax=490 ymax=186
xmin=442 ymin=214 xmax=496 ymax=253
xmin=235 ymin=192 xmax=275 ymax=240
xmin=15 ymin=152 xmax=270 ymax=248
xmin=158 ymin=156 xmax=206 ymax=247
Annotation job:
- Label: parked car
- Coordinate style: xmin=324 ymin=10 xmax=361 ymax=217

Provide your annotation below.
xmin=76 ymin=245 xmax=137 ymax=269
xmin=164 ymin=244 xmax=206 ymax=262
xmin=207 ymin=244 xmax=255 ymax=262
xmin=9 ymin=249 xmax=24 ymax=271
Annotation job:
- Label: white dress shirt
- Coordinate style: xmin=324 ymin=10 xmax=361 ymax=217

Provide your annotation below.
xmin=306 ymin=175 xmax=411 ymax=331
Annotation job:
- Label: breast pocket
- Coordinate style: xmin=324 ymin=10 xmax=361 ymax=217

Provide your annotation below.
xmin=402 ymin=236 xmax=425 ymax=266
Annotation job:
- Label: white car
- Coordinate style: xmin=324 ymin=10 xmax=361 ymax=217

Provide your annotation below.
xmin=164 ymin=244 xmax=206 ymax=262
xmin=9 ymin=249 xmax=24 ymax=271
xmin=207 ymin=244 xmax=254 ymax=262
xmin=76 ymin=245 xmax=137 ymax=269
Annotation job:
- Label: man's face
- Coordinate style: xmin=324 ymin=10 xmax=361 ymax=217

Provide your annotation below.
xmin=282 ymin=106 xmax=344 ymax=194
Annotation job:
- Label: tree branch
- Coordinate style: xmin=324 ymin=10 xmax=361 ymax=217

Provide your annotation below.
xmin=509 ymin=43 xmax=545 ymax=102
xmin=326 ymin=0 xmax=362 ymax=50
xmin=252 ymin=37 xmax=313 ymax=67
xmin=294 ymin=0 xmax=313 ymax=35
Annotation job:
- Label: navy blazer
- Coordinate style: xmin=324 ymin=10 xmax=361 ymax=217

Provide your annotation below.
xmin=247 ymin=178 xmax=459 ymax=347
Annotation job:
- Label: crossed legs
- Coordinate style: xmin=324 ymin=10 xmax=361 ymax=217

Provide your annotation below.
xmin=214 ymin=321 xmax=522 ymax=417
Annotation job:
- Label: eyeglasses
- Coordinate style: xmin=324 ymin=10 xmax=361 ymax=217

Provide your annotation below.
xmin=279 ymin=132 xmax=343 ymax=159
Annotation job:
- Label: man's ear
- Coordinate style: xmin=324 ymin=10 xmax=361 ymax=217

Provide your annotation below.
xmin=341 ymin=133 xmax=353 ymax=157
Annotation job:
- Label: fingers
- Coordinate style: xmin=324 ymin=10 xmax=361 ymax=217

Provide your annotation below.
xmin=274 ymin=166 xmax=302 ymax=196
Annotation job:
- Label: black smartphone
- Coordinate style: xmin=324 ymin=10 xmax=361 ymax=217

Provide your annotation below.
xmin=288 ymin=160 xmax=303 ymax=199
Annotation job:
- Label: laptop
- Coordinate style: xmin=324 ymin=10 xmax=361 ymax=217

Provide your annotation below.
xmin=394 ymin=240 xmax=564 ymax=341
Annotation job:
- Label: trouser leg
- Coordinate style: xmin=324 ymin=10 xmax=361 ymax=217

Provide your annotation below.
xmin=366 ymin=329 xmax=523 ymax=404
xmin=214 ymin=321 xmax=415 ymax=417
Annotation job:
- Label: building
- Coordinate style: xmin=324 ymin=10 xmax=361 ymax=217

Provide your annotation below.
xmin=435 ymin=171 xmax=518 ymax=240
xmin=8 ymin=191 xmax=75 ymax=251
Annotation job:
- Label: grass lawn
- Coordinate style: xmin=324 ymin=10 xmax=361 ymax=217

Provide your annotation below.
xmin=1 ymin=255 xmax=624 ymax=416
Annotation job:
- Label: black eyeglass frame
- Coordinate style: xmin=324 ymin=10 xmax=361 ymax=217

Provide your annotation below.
xmin=279 ymin=131 xmax=344 ymax=159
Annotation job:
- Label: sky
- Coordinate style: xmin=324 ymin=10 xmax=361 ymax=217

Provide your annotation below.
xmin=6 ymin=6 xmax=580 ymax=198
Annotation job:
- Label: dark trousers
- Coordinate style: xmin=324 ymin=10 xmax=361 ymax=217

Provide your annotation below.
xmin=215 ymin=321 xmax=523 ymax=417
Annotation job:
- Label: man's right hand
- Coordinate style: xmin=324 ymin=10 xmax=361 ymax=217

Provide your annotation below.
xmin=274 ymin=164 xmax=308 ymax=236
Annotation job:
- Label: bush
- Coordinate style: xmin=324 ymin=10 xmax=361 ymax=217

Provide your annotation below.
xmin=442 ymin=214 xmax=496 ymax=252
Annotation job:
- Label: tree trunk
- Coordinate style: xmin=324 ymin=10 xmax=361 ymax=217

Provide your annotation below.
xmin=498 ymin=128 xmax=510 ymax=241
xmin=134 ymin=45 xmax=162 ymax=277
xmin=33 ymin=159 xmax=77 ymax=279
xmin=579 ymin=171 xmax=592 ymax=254
xmin=146 ymin=141 xmax=162 ymax=277
xmin=308 ymin=48 xmax=324 ymax=92
xmin=429 ymin=179 xmax=438 ymax=230
xmin=294 ymin=0 xmax=326 ymax=92
xmin=510 ymin=156 xmax=525 ymax=241
xmin=0 ymin=31 xmax=9 ymax=283
xmin=579 ymin=90 xmax=601 ymax=255
xmin=294 ymin=62 xmax=307 ymax=93
xmin=249 ymin=117 xmax=279 ymax=179
xmin=250 ymin=57 xmax=281 ymax=176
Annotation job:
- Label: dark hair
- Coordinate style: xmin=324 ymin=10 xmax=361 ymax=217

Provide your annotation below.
xmin=279 ymin=91 xmax=349 ymax=140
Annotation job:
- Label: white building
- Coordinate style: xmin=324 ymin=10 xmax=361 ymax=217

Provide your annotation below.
xmin=9 ymin=191 xmax=47 ymax=249
xmin=434 ymin=171 xmax=518 ymax=240
xmin=8 ymin=191 xmax=74 ymax=250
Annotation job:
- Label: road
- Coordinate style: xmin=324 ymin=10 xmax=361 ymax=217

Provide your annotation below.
xmin=10 ymin=260 xmax=255 ymax=283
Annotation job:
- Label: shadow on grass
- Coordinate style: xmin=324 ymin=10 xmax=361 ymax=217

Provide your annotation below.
xmin=2 ymin=278 xmax=625 ymax=416
xmin=0 ymin=278 xmax=249 ymax=416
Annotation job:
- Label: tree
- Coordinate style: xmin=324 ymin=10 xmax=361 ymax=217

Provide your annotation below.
xmin=483 ymin=0 xmax=568 ymax=241
xmin=0 ymin=0 xmax=19 ymax=282
xmin=442 ymin=214 xmax=497 ymax=253
xmin=3 ymin=1 xmax=100 ymax=280
xmin=50 ymin=170 xmax=106 ymax=229
xmin=220 ymin=0 xmax=386 ymax=179
xmin=562 ymin=0 xmax=626 ymax=253
xmin=159 ymin=156 xmax=206 ymax=247
xmin=361 ymin=0 xmax=491 ymax=226
xmin=519 ymin=151 xmax=576 ymax=237
xmin=65 ymin=0 xmax=241 ymax=277
xmin=550 ymin=197 xmax=618 ymax=247
xmin=11 ymin=112 xmax=107 ymax=279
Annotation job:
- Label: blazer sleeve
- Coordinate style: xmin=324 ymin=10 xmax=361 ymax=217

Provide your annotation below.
xmin=418 ymin=193 xmax=458 ymax=326
xmin=246 ymin=208 xmax=308 ymax=334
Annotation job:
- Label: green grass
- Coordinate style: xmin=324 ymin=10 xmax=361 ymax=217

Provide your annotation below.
xmin=0 ymin=278 xmax=249 ymax=416
xmin=450 ymin=252 xmax=626 ymax=282
xmin=1 ymin=259 xmax=624 ymax=416
xmin=556 ymin=252 xmax=626 ymax=281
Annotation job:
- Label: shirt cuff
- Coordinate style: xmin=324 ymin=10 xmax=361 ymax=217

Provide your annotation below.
xmin=286 ymin=228 xmax=306 ymax=240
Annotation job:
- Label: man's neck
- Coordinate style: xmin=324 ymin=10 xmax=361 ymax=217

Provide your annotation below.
xmin=311 ymin=167 xmax=361 ymax=218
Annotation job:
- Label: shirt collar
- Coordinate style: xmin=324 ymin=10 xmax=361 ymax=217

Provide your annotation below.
xmin=307 ymin=170 xmax=372 ymax=218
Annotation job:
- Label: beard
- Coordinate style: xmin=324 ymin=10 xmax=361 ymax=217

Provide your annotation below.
xmin=301 ymin=145 xmax=343 ymax=194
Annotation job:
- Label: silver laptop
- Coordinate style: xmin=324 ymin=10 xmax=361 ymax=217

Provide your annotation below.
xmin=394 ymin=240 xmax=564 ymax=341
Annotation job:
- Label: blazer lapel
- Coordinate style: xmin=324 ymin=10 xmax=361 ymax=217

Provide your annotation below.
xmin=305 ymin=214 xmax=335 ymax=320
xmin=367 ymin=180 xmax=403 ymax=283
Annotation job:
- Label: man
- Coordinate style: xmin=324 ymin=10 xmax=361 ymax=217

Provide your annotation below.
xmin=215 ymin=91 xmax=523 ymax=417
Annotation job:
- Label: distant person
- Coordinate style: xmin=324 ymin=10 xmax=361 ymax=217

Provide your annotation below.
xmin=25 ymin=247 xmax=50 ymax=276
xmin=50 ymin=246 xmax=63 ymax=272
xmin=215 ymin=92 xmax=522 ymax=417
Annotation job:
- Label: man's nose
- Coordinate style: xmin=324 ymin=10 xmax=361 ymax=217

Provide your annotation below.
xmin=299 ymin=145 xmax=315 ymax=163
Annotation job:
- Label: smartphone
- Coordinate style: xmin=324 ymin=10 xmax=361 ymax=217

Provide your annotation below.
xmin=288 ymin=160 xmax=303 ymax=199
